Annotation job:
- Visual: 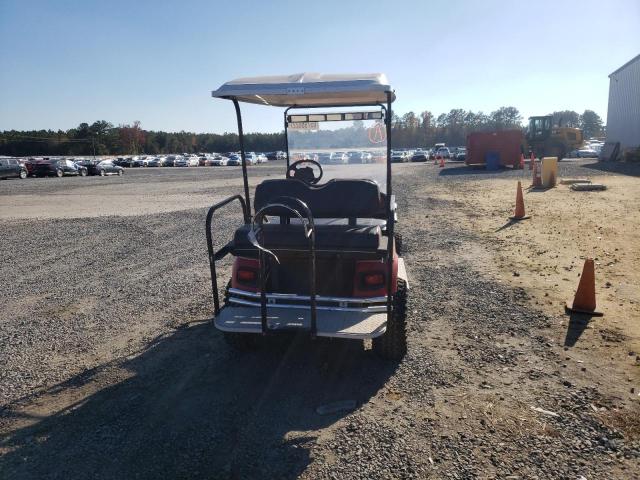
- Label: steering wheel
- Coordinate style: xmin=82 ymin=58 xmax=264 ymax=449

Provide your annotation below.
xmin=286 ymin=159 xmax=323 ymax=185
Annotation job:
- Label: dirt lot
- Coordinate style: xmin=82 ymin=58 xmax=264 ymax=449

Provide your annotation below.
xmin=1 ymin=160 xmax=639 ymax=479
xmin=429 ymin=160 xmax=640 ymax=387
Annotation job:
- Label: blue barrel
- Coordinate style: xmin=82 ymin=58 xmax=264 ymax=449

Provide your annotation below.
xmin=485 ymin=151 xmax=500 ymax=170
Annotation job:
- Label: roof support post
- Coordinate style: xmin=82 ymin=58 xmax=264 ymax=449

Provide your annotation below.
xmin=385 ymin=91 xmax=394 ymax=322
xmin=284 ymin=106 xmax=292 ymax=169
xmin=232 ymin=98 xmax=252 ymax=219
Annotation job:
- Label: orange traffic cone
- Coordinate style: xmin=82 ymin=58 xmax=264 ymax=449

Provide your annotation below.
xmin=529 ymin=152 xmax=535 ymax=170
xmin=510 ymin=181 xmax=530 ymax=220
xmin=565 ymin=259 xmax=603 ymax=316
xmin=519 ymin=153 xmax=525 ymax=170
xmin=439 ymin=156 xmax=445 ymax=168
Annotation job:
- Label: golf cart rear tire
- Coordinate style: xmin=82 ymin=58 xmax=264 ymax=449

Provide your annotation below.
xmin=372 ymin=278 xmax=407 ymax=360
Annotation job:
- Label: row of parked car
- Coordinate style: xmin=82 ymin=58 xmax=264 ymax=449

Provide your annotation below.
xmin=292 ymin=151 xmax=382 ymax=164
xmin=2 ymin=146 xmax=469 ymax=180
xmin=390 ymin=146 xmax=466 ymax=163
xmin=0 ymin=151 xmax=290 ymax=180
xmin=0 ymin=157 xmax=124 ymax=180
xmin=114 ymin=151 xmax=287 ymax=168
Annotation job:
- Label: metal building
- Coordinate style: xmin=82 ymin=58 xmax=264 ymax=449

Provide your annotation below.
xmin=606 ymin=54 xmax=640 ymax=151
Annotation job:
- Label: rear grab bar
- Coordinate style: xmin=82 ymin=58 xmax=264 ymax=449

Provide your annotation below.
xmin=206 ymin=195 xmax=249 ymax=315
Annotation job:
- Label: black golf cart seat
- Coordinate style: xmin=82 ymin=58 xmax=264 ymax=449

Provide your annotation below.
xmin=254 ymin=178 xmax=386 ymax=218
xmin=232 ymin=178 xmax=389 ymax=255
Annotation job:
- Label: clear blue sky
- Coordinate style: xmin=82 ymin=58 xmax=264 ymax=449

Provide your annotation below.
xmin=1 ymin=0 xmax=638 ymax=133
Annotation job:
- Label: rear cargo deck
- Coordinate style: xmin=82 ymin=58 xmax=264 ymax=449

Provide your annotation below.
xmin=214 ymin=306 xmax=388 ymax=339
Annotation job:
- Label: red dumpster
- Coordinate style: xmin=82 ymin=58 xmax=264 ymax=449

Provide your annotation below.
xmin=465 ymin=130 xmax=524 ymax=168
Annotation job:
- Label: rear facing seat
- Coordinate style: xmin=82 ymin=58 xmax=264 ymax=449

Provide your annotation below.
xmin=233 ymin=178 xmax=388 ymax=253
xmin=234 ymin=223 xmax=382 ymax=252
xmin=253 ymin=178 xmax=386 ymax=219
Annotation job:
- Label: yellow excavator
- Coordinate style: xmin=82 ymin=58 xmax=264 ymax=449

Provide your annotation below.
xmin=526 ymin=115 xmax=583 ymax=160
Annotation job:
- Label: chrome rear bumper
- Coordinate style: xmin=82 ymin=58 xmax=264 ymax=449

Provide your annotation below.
xmin=227 ymin=288 xmax=387 ymax=312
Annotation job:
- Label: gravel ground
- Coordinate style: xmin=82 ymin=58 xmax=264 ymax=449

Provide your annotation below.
xmin=0 ymin=160 xmax=638 ymax=479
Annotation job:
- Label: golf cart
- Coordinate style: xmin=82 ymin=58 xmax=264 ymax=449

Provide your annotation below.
xmin=206 ymin=73 xmax=409 ymax=359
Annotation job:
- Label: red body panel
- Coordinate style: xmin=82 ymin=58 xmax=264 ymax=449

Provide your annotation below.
xmin=231 ymin=254 xmax=398 ymax=298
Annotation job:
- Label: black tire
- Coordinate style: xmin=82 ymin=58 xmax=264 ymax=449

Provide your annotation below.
xmin=394 ymin=233 xmax=403 ymax=256
xmin=19 ymin=169 xmax=27 ymax=179
xmin=56 ymin=169 xmax=64 ymax=178
xmin=79 ymin=169 xmax=87 ymax=177
xmin=100 ymin=169 xmax=106 ymax=176
xmin=372 ymin=278 xmax=407 ymax=360
xmin=118 ymin=169 xmax=123 ymax=176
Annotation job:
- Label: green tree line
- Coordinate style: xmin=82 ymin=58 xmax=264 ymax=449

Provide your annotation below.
xmin=0 ymin=108 xmax=603 ymax=157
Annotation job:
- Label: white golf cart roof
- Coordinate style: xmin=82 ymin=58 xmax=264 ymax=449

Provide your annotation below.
xmin=211 ymin=72 xmax=394 ymax=107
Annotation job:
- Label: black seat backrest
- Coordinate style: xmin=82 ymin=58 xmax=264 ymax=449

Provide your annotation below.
xmin=254 ymin=178 xmax=386 ymax=218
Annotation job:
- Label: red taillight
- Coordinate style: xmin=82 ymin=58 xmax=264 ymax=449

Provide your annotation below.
xmin=363 ymin=273 xmax=384 ymax=287
xmin=353 ymin=257 xmax=398 ymax=297
xmin=232 ymin=257 xmax=260 ymax=292
xmin=237 ymin=268 xmax=257 ymax=283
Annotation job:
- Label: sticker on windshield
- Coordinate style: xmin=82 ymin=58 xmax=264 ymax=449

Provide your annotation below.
xmin=368 ymin=121 xmax=386 ymax=144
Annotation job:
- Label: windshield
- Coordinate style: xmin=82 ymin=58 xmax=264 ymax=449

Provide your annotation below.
xmin=287 ymin=110 xmax=388 ymax=193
